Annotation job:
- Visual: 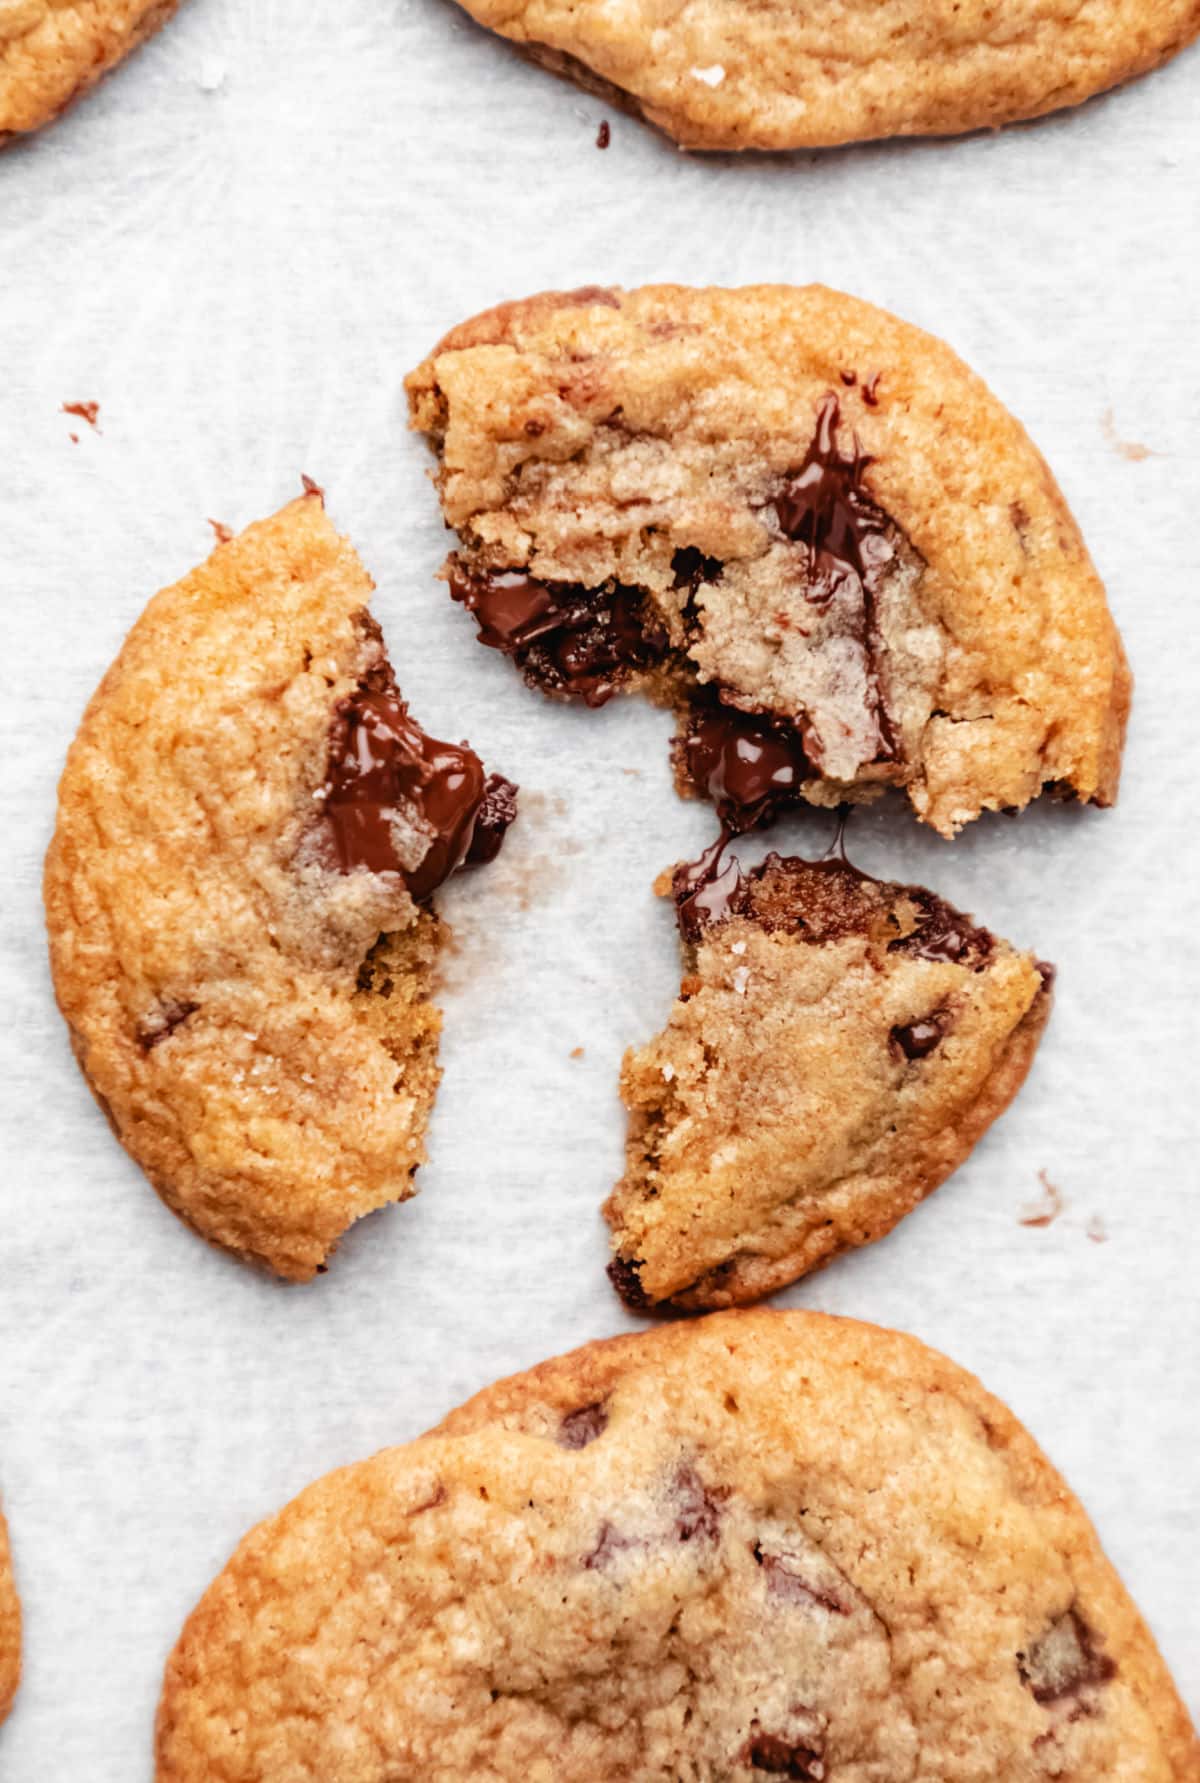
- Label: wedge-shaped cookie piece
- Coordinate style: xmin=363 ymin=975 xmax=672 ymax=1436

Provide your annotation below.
xmin=155 ymin=1310 xmax=1197 ymax=1781
xmin=407 ymin=284 xmax=1130 ymax=837
xmin=443 ymin=0 xmax=1200 ymax=150
xmin=606 ymin=840 xmax=1051 ymax=1310
xmin=44 ymin=490 xmax=517 ymax=1279
xmin=0 ymin=1501 xmax=18 ymax=1728
xmin=0 ymin=0 xmax=183 ymax=141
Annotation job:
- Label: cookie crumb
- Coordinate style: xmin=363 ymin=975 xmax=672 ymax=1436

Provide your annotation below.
xmin=208 ymin=519 xmax=234 ymax=544
xmin=690 ymin=63 xmax=725 ymax=85
xmin=1086 ymin=1215 xmax=1109 ymax=1244
xmin=596 ymin=119 xmax=610 ymax=148
xmin=1020 ymin=1169 xmax=1064 ymax=1228
xmin=1101 ymin=409 xmax=1157 ymax=462
xmin=63 ymin=400 xmax=100 ymax=431
xmin=570 ymin=1046 xmax=585 ymax=1059
xmin=197 ymin=55 xmax=226 ymax=92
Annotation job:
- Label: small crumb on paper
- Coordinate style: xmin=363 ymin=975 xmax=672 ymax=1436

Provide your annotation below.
xmin=63 ymin=400 xmax=100 ymax=431
xmin=596 ymin=119 xmax=610 ymax=149
xmin=1019 ymin=1169 xmax=1064 ymax=1228
xmin=1101 ymin=408 xmax=1158 ymax=462
xmin=208 ymin=519 xmax=234 ymax=544
xmin=569 ymin=1046 xmax=585 ymax=1059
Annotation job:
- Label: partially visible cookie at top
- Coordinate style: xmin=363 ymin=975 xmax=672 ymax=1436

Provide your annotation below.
xmin=0 ymin=0 xmax=183 ymax=141
xmin=407 ymin=284 xmax=1131 ymax=839
xmin=44 ymin=488 xmax=517 ymax=1280
xmin=0 ymin=1501 xmax=18 ymax=1727
xmin=156 ymin=1310 xmax=1198 ymax=1780
xmin=606 ymin=835 xmax=1052 ymax=1310
xmin=445 ymin=0 xmax=1200 ymax=149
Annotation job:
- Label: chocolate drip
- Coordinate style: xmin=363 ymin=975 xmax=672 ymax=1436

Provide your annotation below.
xmin=321 ymin=665 xmax=516 ymax=898
xmin=773 ymin=395 xmax=898 ymax=765
xmin=679 ymin=702 xmax=812 ymax=833
xmin=447 ymin=559 xmax=667 ymax=707
xmin=888 ymin=888 xmax=994 ymax=969
xmin=672 ymin=830 xmax=747 ymax=942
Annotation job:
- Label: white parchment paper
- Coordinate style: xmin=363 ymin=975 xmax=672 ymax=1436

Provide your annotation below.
xmin=0 ymin=2 xmax=1197 ymax=1772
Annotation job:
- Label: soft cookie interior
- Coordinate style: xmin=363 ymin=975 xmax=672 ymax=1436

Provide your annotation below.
xmin=605 ymin=847 xmax=1053 ymax=1308
xmin=407 ymin=283 xmax=1130 ymax=838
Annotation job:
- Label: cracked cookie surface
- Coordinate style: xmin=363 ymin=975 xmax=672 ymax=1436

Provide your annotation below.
xmin=407 ymin=283 xmax=1130 ymax=839
xmin=444 ymin=0 xmax=1200 ymax=148
xmin=0 ymin=1502 xmax=17 ymax=1727
xmin=155 ymin=1310 xmax=1198 ymax=1780
xmin=607 ymin=846 xmax=1052 ymax=1310
xmin=44 ymin=492 xmax=515 ymax=1279
xmin=0 ymin=0 xmax=181 ymax=140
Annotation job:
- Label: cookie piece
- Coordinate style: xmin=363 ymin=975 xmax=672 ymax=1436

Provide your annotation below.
xmin=444 ymin=0 xmax=1200 ymax=149
xmin=0 ymin=1502 xmax=18 ymax=1728
xmin=606 ymin=837 xmax=1052 ymax=1310
xmin=44 ymin=490 xmax=517 ymax=1280
xmin=0 ymin=0 xmax=182 ymax=141
xmin=406 ymin=284 xmax=1131 ymax=838
xmin=155 ymin=1309 xmax=1198 ymax=1780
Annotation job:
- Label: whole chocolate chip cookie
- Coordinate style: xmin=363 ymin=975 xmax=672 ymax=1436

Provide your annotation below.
xmin=155 ymin=1310 xmax=1197 ymax=1780
xmin=407 ymin=284 xmax=1131 ymax=839
xmin=0 ymin=0 xmax=182 ymax=141
xmin=0 ymin=1501 xmax=18 ymax=1727
xmin=44 ymin=490 xmax=516 ymax=1279
xmin=607 ymin=838 xmax=1052 ymax=1311
xmin=443 ymin=0 xmax=1200 ymax=149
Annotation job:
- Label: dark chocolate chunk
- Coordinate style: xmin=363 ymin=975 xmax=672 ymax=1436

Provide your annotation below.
xmin=607 ymin=1253 xmax=650 ymax=1308
xmin=321 ymin=659 xmax=515 ymax=898
xmin=137 ymin=999 xmax=199 ymax=1052
xmin=754 ymin=1544 xmax=849 ymax=1615
xmin=890 ymin=1011 xmax=949 ymax=1060
xmin=447 ymin=559 xmax=668 ymax=707
xmin=583 ymin=1520 xmax=630 ymax=1569
xmin=888 ymin=888 xmax=994 ymax=969
xmin=558 ymin=1401 xmax=609 ymax=1450
xmin=672 ymin=1462 xmax=724 ymax=1543
xmin=678 ymin=703 xmax=812 ymax=833
xmin=595 ymin=118 xmax=610 ymax=148
xmin=744 ymin=1732 xmax=826 ymax=1778
xmin=1017 ymin=1608 xmax=1117 ymax=1704
xmin=671 ymin=546 xmax=724 ymax=596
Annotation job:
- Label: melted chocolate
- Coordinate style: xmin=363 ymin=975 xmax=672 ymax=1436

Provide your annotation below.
xmin=890 ymin=1012 xmax=948 ymax=1060
xmin=773 ymin=394 xmax=898 ymax=765
xmin=558 ymin=1402 xmax=609 ymax=1450
xmin=447 ymin=559 xmax=667 ymax=707
xmin=672 ymin=830 xmax=746 ymax=942
xmin=321 ymin=668 xmax=516 ymax=898
xmin=679 ymin=703 xmax=811 ymax=832
xmin=745 ymin=1734 xmax=825 ymax=1779
xmin=671 ymin=546 xmax=724 ymax=596
xmin=888 ymin=889 xmax=994 ymax=970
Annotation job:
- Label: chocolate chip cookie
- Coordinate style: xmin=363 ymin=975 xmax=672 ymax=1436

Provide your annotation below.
xmin=607 ymin=836 xmax=1052 ymax=1310
xmin=0 ymin=0 xmax=182 ymax=141
xmin=44 ymin=489 xmax=516 ymax=1280
xmin=444 ymin=0 xmax=1200 ymax=149
xmin=0 ymin=1501 xmax=18 ymax=1727
xmin=155 ymin=1310 xmax=1198 ymax=1780
xmin=407 ymin=284 xmax=1131 ymax=839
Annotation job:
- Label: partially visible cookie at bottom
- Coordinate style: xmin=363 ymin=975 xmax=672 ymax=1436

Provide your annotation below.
xmin=0 ymin=1 xmax=183 ymax=141
xmin=155 ymin=1309 xmax=1198 ymax=1780
xmin=44 ymin=489 xmax=517 ymax=1279
xmin=607 ymin=838 xmax=1052 ymax=1309
xmin=0 ymin=1501 xmax=19 ymax=1727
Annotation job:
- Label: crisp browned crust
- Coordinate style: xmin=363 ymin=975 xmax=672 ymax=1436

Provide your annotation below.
xmin=407 ymin=283 xmax=1131 ymax=837
xmin=447 ymin=0 xmax=1200 ymax=149
xmin=156 ymin=1310 xmax=1198 ymax=1780
xmin=43 ymin=496 xmax=446 ymax=1280
xmin=0 ymin=0 xmax=182 ymax=141
xmin=607 ymin=860 xmax=1054 ymax=1309
xmin=0 ymin=1502 xmax=19 ymax=1728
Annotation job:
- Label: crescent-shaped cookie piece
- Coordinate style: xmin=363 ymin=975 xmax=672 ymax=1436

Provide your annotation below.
xmin=407 ymin=283 xmax=1130 ymax=838
xmin=44 ymin=491 xmax=517 ymax=1279
xmin=0 ymin=1501 xmax=19 ymax=1728
xmin=155 ymin=1310 xmax=1197 ymax=1780
xmin=606 ymin=843 xmax=1052 ymax=1309
xmin=0 ymin=0 xmax=182 ymax=141
xmin=444 ymin=0 xmax=1200 ymax=149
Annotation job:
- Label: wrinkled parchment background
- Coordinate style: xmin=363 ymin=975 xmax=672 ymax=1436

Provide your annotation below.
xmin=0 ymin=2 xmax=1197 ymax=1771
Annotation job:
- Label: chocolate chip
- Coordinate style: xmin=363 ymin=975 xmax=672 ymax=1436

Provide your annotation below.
xmin=744 ymin=1732 xmax=825 ymax=1778
xmin=319 ymin=652 xmax=515 ymax=897
xmin=447 ymin=559 xmax=668 ymax=708
xmin=672 ymin=1462 xmax=724 ymax=1542
xmin=595 ymin=118 xmax=610 ymax=148
xmin=607 ymin=1254 xmax=650 ymax=1308
xmin=677 ymin=703 xmax=812 ymax=833
xmin=754 ymin=1545 xmax=849 ymax=1615
xmin=1018 ymin=1608 xmax=1117 ymax=1704
xmin=889 ymin=1011 xmax=949 ymax=1060
xmin=671 ymin=546 xmax=724 ymax=596
xmin=137 ymin=1000 xmax=199 ymax=1051
xmin=558 ymin=1401 xmax=608 ymax=1450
